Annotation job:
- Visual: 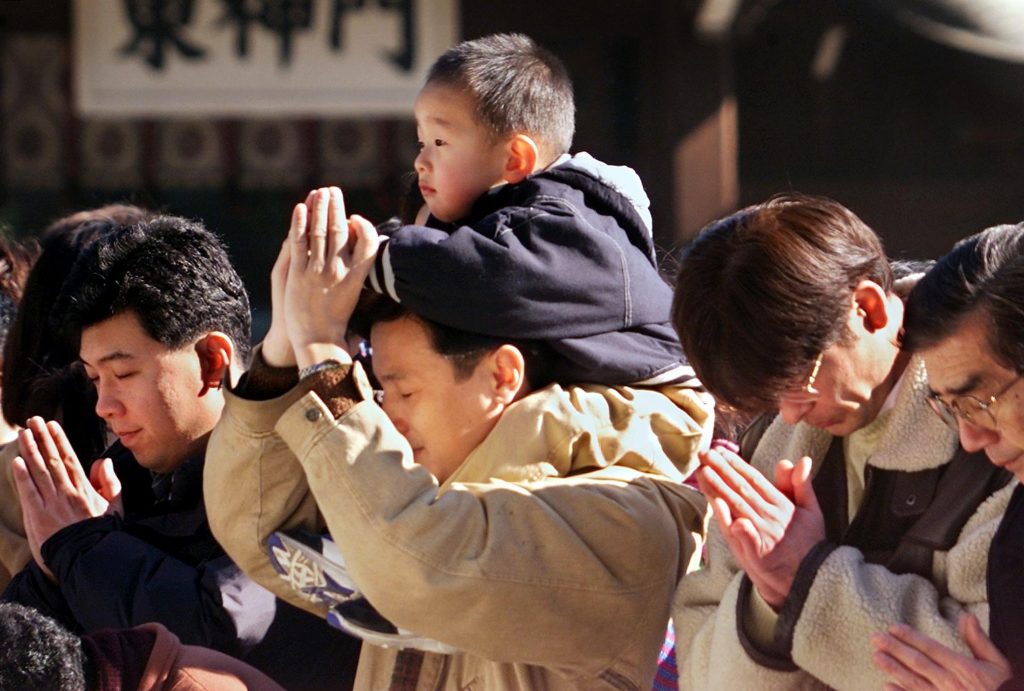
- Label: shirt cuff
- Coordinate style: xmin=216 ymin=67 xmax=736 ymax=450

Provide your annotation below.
xmin=234 ymin=345 xmax=300 ymax=401
xmin=305 ymin=363 xmax=365 ymax=419
xmin=744 ymin=582 xmax=781 ymax=647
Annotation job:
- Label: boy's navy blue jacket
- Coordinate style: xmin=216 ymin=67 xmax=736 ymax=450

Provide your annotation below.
xmin=2 ymin=442 xmax=359 ymax=691
xmin=370 ymin=152 xmax=696 ymax=386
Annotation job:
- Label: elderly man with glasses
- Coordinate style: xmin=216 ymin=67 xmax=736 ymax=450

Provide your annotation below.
xmin=868 ymin=223 xmax=1024 ymax=690
xmin=670 ymin=194 xmax=1013 ymax=691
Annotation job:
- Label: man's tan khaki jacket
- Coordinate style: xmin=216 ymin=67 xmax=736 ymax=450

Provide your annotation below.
xmin=204 ymin=357 xmax=711 ymax=690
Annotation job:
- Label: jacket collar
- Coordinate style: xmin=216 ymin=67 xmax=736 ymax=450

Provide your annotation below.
xmin=149 ymin=450 xmax=206 ymax=506
xmin=753 ymin=355 xmax=959 ymax=474
xmin=439 ymin=381 xmax=711 ymax=494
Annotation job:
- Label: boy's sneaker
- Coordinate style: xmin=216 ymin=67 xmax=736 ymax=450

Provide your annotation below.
xmin=327 ymin=597 xmax=459 ymax=655
xmin=267 ymin=530 xmax=357 ymax=606
xmin=267 ymin=530 xmax=459 ymax=654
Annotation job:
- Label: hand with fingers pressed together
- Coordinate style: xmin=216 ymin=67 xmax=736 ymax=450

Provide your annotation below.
xmin=261 ymin=207 xmax=296 ymax=368
xmin=871 ymin=612 xmax=1012 ymax=691
xmin=697 ymin=446 xmax=826 ymax=609
xmin=10 ymin=416 xmax=121 ymax=580
xmin=263 ymin=186 xmax=379 ymax=370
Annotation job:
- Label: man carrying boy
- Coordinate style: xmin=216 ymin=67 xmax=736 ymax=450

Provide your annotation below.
xmin=670 ymin=194 xmax=1013 ymax=690
xmin=206 ymin=181 xmax=710 ymax=689
xmin=2 ymin=217 xmax=360 ymax=690
xmin=204 ymin=32 xmax=710 ymax=689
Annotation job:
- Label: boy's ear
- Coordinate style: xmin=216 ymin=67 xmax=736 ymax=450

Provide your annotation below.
xmin=196 ymin=332 xmax=235 ymax=396
xmin=503 ymin=134 xmax=540 ymax=184
xmin=490 ymin=344 xmax=527 ymax=403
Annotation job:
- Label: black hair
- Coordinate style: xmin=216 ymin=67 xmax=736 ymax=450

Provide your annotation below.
xmin=2 ymin=205 xmax=153 ymax=458
xmin=0 ymin=237 xmax=38 ymax=354
xmin=57 ymin=215 xmax=252 ymax=364
xmin=904 ymin=223 xmax=1024 ymax=373
xmin=0 ymin=603 xmax=87 ymax=691
xmin=427 ymin=33 xmax=575 ymax=160
xmin=351 ymin=291 xmax=554 ymax=391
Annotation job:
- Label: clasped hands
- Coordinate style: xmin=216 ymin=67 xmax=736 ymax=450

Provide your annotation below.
xmin=696 ymin=443 xmax=826 ymax=608
xmin=262 ymin=186 xmax=379 ymax=371
xmin=871 ymin=611 xmax=1012 ymax=691
xmin=11 ymin=416 xmax=122 ymax=580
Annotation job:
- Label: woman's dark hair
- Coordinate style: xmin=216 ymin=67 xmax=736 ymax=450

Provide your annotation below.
xmin=2 ymin=205 xmax=153 ymax=458
xmin=0 ymin=238 xmax=39 ymax=355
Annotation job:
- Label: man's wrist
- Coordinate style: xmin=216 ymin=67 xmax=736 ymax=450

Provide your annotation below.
xmin=299 ymin=360 xmax=344 ymax=381
xmin=294 ymin=343 xmax=353 ymax=370
xmin=754 ymin=582 xmax=785 ymax=611
xmin=735 ymin=576 xmax=799 ymax=670
xmin=262 ymin=329 xmax=296 ymax=367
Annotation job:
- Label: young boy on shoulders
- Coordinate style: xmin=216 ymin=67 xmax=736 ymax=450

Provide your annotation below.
xmin=373 ymin=32 xmax=689 ymax=387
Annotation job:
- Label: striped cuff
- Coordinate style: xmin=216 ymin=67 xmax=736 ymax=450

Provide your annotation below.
xmin=368 ymin=236 xmax=400 ymax=303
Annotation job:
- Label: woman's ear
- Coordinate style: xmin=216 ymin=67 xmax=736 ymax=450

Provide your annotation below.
xmin=503 ymin=135 xmax=540 ymax=184
xmin=196 ymin=332 xmax=235 ymax=396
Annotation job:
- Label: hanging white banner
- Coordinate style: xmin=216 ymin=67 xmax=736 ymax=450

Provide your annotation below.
xmin=73 ymin=0 xmax=459 ymax=116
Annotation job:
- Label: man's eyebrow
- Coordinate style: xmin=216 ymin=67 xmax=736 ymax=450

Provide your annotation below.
xmin=931 ymin=373 xmax=983 ymax=397
xmin=376 ymin=371 xmax=405 ymax=384
xmin=81 ymin=351 xmax=136 ymax=367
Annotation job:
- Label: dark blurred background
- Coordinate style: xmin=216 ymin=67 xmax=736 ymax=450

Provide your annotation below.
xmin=3 ymin=0 xmax=1023 ymax=336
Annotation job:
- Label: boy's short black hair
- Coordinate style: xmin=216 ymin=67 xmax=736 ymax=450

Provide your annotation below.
xmin=0 ymin=602 xmax=87 ymax=691
xmin=57 ymin=215 xmax=252 ymax=363
xmin=427 ymin=33 xmax=575 ymax=159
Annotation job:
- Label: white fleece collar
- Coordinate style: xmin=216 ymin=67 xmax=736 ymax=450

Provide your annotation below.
xmin=752 ymin=355 xmax=959 ymax=474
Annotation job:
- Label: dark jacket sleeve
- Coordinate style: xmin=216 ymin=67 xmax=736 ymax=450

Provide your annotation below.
xmin=375 ymin=205 xmax=671 ymax=340
xmin=41 ymin=515 xmax=276 ymax=655
xmin=2 ymin=560 xmax=81 ymax=631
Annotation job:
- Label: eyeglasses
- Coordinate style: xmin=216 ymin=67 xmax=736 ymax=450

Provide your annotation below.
xmin=926 ymin=376 xmax=1021 ymax=430
xmin=780 ymin=351 xmax=824 ymax=404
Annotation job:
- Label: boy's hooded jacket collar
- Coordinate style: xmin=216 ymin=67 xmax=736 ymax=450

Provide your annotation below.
xmin=370 ymin=152 xmax=695 ymax=386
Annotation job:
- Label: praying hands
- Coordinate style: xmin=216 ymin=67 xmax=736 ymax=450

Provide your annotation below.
xmin=11 ymin=416 xmax=121 ymax=580
xmin=262 ymin=186 xmax=379 ymax=370
xmin=696 ymin=445 xmax=826 ymax=608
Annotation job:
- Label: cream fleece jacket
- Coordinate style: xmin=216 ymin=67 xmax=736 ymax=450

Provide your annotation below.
xmin=674 ymin=357 xmax=1012 ymax=690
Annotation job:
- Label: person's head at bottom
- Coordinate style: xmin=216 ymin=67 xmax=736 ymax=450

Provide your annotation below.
xmin=0 ymin=601 xmax=87 ymax=690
